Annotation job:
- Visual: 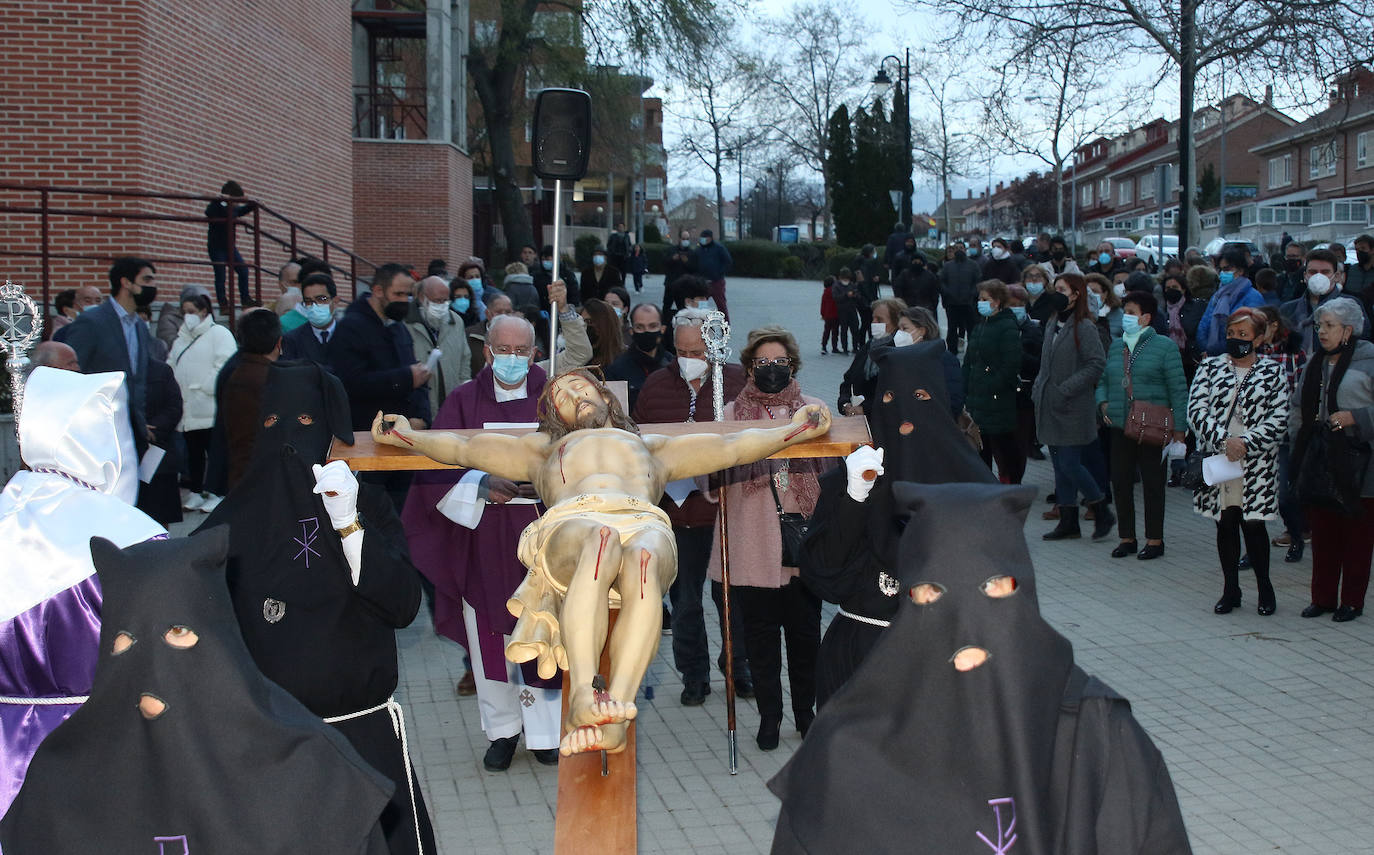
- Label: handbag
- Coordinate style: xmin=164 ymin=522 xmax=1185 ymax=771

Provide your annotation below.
xmin=769 ymin=475 xmax=811 ymax=568
xmin=957 ymin=408 xmax=983 ymax=452
xmin=1121 ymin=340 xmax=1174 ymax=447
xmin=1293 ymin=365 xmax=1372 ymax=516
xmin=1181 ymin=365 xmax=1251 ymax=491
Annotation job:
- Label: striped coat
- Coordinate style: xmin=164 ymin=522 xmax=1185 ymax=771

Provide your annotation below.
xmin=1186 ymin=356 xmax=1287 ymax=520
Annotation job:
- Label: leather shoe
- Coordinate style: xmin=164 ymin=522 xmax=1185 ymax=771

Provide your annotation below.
xmin=1137 ymin=543 xmax=1165 ymax=561
xmin=531 ymin=748 xmax=560 ymax=766
xmin=1111 ymin=540 xmax=1138 ymax=558
xmin=680 ymin=681 xmax=711 ymax=706
xmin=482 ymin=735 xmax=520 ymax=772
xmin=1042 ymin=506 xmax=1060 ymax=520
xmin=1333 ymin=605 xmax=1363 ymax=622
xmin=456 ymin=670 xmax=477 ymax=697
xmin=733 ymin=678 xmax=755 ymax=699
xmin=1300 ymin=603 xmax=1335 ymax=618
xmin=757 ymin=716 xmax=781 ymax=751
xmin=1214 ymin=595 xmax=1241 ymax=614
xmin=1285 ymin=541 xmax=1304 ymax=563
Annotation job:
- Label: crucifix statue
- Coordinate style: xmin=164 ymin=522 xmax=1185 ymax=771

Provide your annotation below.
xmin=371 ymin=369 xmax=830 ymax=756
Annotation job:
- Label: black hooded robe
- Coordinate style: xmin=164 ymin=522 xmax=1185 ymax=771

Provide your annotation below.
xmin=0 ymin=531 xmax=393 ymax=855
xmin=771 ymin=482 xmax=1192 ymax=855
xmin=198 ymin=361 xmax=435 ymax=855
xmin=802 ymin=340 xmax=996 ymax=706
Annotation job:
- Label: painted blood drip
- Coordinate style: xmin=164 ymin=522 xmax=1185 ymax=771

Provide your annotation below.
xmin=558 ymin=443 xmax=567 ymax=483
xmin=593 ymin=528 xmax=611 ymax=581
xmin=639 ymin=550 xmax=650 ymax=599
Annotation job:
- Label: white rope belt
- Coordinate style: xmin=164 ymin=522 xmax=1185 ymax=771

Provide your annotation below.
xmin=0 ymin=695 xmax=88 ymax=705
xmin=837 ymin=607 xmax=891 ymax=628
xmin=324 ymin=696 xmax=424 ymax=855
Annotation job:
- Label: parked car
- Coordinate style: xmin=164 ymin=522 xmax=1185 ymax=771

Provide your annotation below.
xmin=1202 ymin=237 xmax=1261 ymax=260
xmin=1135 ymin=234 xmax=1180 ymax=270
xmin=1106 ymin=237 xmax=1137 ymax=259
xmin=1310 ymin=240 xmax=1359 ymax=266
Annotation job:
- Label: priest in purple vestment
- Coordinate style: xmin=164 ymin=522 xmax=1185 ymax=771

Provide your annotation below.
xmin=0 ymin=368 xmax=166 ymax=816
xmin=401 ymin=314 xmax=564 ymax=772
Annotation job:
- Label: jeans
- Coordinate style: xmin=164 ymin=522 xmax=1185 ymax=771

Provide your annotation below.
xmin=668 ymin=525 xmax=749 ymax=684
xmin=1109 ymin=429 xmax=1165 ymax=541
xmin=210 ymin=246 xmax=251 ymax=308
xmin=1049 ymin=443 xmax=1104 ymax=506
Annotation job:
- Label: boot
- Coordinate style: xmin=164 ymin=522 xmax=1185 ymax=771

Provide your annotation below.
xmin=1042 ymin=506 xmax=1081 ymax=540
xmin=1089 ymin=499 xmax=1116 ymax=541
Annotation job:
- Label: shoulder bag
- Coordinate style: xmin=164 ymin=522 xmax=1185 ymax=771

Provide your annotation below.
xmin=769 ymin=475 xmax=812 ymax=568
xmin=1121 ymin=339 xmax=1174 ymax=447
xmin=1180 ymin=364 xmax=1250 ymax=491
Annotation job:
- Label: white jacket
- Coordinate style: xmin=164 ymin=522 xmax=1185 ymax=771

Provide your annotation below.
xmin=170 ymin=318 xmax=236 ymax=431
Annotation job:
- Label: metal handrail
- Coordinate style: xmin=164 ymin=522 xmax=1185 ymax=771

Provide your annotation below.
xmin=0 ymin=182 xmax=377 ymax=326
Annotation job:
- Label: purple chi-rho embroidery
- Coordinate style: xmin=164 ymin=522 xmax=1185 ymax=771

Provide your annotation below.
xmin=293 ymin=517 xmax=321 ymax=567
xmin=976 ymin=797 xmax=1017 ymax=853
xmin=154 ymin=835 xmax=189 ymax=855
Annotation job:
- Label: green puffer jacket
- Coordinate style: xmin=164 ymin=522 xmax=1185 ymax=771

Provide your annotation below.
xmin=1094 ymin=327 xmax=1189 ymax=430
xmin=963 ymin=308 xmax=1023 ymax=434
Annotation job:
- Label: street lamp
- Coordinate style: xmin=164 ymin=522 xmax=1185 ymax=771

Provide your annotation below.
xmin=725 ymin=148 xmax=744 ymax=239
xmin=871 ymin=50 xmax=912 ymax=229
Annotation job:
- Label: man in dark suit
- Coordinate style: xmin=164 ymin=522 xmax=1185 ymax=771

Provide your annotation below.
xmin=56 ymin=257 xmax=158 ymax=457
xmin=280 ymin=271 xmax=338 ymax=367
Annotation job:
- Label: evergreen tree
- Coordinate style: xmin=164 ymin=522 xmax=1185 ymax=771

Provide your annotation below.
xmin=850 ymin=104 xmax=899 ymax=244
xmin=826 ymin=105 xmax=856 ymax=244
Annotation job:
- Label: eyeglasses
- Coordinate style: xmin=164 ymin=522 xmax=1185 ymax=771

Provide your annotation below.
xmin=490 ymin=345 xmax=533 ymax=357
xmin=301 ymin=295 xmax=332 ymax=306
xmin=751 ymin=357 xmax=792 ymax=368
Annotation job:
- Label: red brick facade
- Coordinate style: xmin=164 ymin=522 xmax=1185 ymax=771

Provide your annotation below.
xmin=352 ymin=140 xmax=475 ymax=272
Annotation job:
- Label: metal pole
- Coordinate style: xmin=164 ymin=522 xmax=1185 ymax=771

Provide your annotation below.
xmin=253 ymin=205 xmax=262 ymax=306
xmin=1218 ymin=64 xmax=1228 ymax=236
xmin=550 ymin=178 xmax=563 ymax=378
xmin=903 ymin=49 xmax=912 ymax=228
xmin=39 ymin=189 xmax=50 ymax=321
xmin=701 ymin=310 xmax=737 ymax=775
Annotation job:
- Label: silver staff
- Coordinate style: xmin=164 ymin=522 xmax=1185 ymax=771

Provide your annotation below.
xmin=701 ymin=309 xmax=739 ymax=774
xmin=0 ymin=280 xmax=41 ymax=440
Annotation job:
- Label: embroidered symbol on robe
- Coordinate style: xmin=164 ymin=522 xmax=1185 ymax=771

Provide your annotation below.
xmin=263 ymin=598 xmax=286 ymax=624
xmin=976 ymin=797 xmax=1017 ymax=853
xmin=519 ymin=688 xmax=536 ymax=708
xmin=293 ymin=517 xmax=321 ymax=567
xmin=154 ymin=835 xmax=189 ymax=855
xmin=877 ymin=571 xmax=899 ymax=597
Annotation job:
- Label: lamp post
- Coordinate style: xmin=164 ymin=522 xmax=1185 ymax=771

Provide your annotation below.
xmin=726 ymin=148 xmax=744 ymax=239
xmin=870 ymin=49 xmax=913 ymax=229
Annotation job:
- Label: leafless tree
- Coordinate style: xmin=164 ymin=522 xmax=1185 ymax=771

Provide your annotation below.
xmin=899 ymin=0 xmax=1374 ymax=244
xmin=756 ymin=0 xmax=875 ymax=240
xmin=910 ymin=65 xmax=979 ymax=241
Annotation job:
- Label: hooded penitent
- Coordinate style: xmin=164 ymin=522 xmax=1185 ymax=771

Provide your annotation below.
xmin=0 ymin=368 xmax=166 ymax=816
xmin=771 ymin=482 xmax=1193 ymax=855
xmin=198 ymin=360 xmax=431 ymax=855
xmin=0 ymin=530 xmax=393 ymax=854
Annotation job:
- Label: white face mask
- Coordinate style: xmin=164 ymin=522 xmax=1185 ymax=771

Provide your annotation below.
xmin=991 ymin=247 xmax=1009 ymax=260
xmin=1097 ymin=304 xmax=1112 ymax=318
xmin=678 ymin=357 xmax=708 ymax=382
xmin=893 ymin=329 xmax=916 ymax=348
xmin=422 ymin=301 xmax=449 ymax=326
xmin=1307 ymin=273 xmax=1333 ymax=296
xmin=183 ymin=314 xmax=202 ymax=333
xmin=870 ymin=322 xmax=887 ymax=339
xmin=1112 ymin=283 xmax=1127 ymax=299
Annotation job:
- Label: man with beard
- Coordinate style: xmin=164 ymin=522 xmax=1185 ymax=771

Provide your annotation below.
xmin=56 ymin=256 xmax=159 ymax=459
xmin=200 ymin=360 xmax=435 ymax=854
xmin=377 ymin=367 xmax=831 ymax=756
xmin=772 ymin=482 xmax=1192 ymax=854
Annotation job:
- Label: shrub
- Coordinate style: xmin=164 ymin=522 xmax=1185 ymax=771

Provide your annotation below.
xmin=643 ymin=223 xmax=661 ymax=244
xmin=780 ymin=255 xmax=804 ymax=278
xmin=724 ymin=240 xmax=790 ymax=278
xmin=574 ymin=234 xmax=602 ymax=269
xmin=642 ymin=242 xmax=673 ymax=274
xmin=823 ymin=245 xmax=864 ymax=276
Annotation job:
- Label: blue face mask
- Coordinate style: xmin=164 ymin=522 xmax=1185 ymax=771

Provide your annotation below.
xmin=1098 ymin=252 xmax=1113 ymax=267
xmin=468 ymin=278 xmax=484 ymax=296
xmin=1121 ymin=313 xmax=1141 ymax=334
xmin=1011 ymin=306 xmax=1027 ymax=321
xmin=303 ymin=303 xmax=333 ymax=328
xmin=699 ymin=237 xmax=710 ymax=246
xmin=977 ymin=300 xmax=994 ymax=317
xmin=1026 ymin=281 xmax=1045 ymax=296
xmin=451 ymin=296 xmax=471 ymax=314
xmin=1088 ymin=290 xmax=1104 ymax=311
xmin=541 ymin=259 xmax=553 ymax=271
xmin=593 ymin=254 xmax=606 ymax=266
xmin=1218 ymin=270 xmax=1235 ymax=286
xmin=492 ymin=353 xmax=530 ymax=385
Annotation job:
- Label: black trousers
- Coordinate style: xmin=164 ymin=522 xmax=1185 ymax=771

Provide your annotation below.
xmin=734 ymin=578 xmax=821 ymax=723
xmin=979 ymin=430 xmax=1026 ymax=484
xmin=183 ymin=428 xmax=212 ymax=493
xmin=1109 ymin=428 xmax=1166 ymax=541
xmin=945 ymin=304 xmax=978 ymax=353
xmin=669 ymin=525 xmax=749 ymax=684
xmin=1216 ymin=506 xmax=1272 ymax=602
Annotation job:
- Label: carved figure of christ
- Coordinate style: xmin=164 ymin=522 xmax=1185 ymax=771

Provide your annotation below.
xmin=371 ymin=370 xmax=831 ymax=755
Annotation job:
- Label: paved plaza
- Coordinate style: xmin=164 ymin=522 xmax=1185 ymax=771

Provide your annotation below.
xmin=181 ymin=274 xmax=1374 ymax=853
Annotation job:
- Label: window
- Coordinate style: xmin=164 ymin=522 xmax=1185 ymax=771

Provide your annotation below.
xmin=1268 ymin=154 xmax=1292 ymax=189
xmin=644 ymin=177 xmax=664 ymax=200
xmin=1309 ymin=142 xmax=1339 ymax=178
xmin=1357 ymin=132 xmax=1368 ymax=169
xmin=1309 ymin=145 xmax=1321 ymax=180
xmin=1081 ymin=184 xmax=1092 ymax=205
xmin=1141 ymin=175 xmax=1155 ymax=200
xmin=1118 ymin=180 xmax=1132 ymax=205
xmin=1098 ymin=178 xmax=1109 ymax=200
xmin=524 ymin=119 xmax=532 ymax=143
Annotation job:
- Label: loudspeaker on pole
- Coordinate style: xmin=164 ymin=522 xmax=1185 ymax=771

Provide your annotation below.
xmin=532 ymin=89 xmax=592 ymax=181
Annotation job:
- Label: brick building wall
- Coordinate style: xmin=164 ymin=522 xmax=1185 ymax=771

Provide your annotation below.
xmin=0 ymin=0 xmax=356 ymax=309
xmin=353 ymin=140 xmax=474 ymax=276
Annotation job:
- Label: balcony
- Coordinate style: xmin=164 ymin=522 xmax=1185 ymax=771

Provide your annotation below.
xmin=354 ymin=84 xmax=427 ymax=140
xmin=1309 ymin=199 xmax=1368 ymax=227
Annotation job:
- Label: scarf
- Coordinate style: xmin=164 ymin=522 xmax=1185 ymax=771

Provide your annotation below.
xmin=730 ymin=378 xmax=822 ymax=512
xmin=1166 ymin=300 xmax=1186 ymax=350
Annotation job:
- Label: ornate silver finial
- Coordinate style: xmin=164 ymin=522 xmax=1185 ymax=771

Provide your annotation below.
xmin=701 ymin=310 xmax=731 ymax=422
xmin=1 ymin=280 xmax=41 ymax=433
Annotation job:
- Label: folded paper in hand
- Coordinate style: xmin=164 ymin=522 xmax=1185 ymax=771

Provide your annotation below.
xmin=1202 ymin=453 xmax=1244 ymax=487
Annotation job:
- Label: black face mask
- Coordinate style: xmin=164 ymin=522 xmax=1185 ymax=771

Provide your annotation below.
xmin=1044 ymin=291 xmax=1070 ymax=315
xmin=905 ymin=244 xmax=916 ymax=254
xmin=1164 ymin=288 xmax=1184 ymax=304
xmin=1050 ymin=249 xmax=1066 ymax=261
xmin=632 ymin=330 xmax=660 ymax=353
xmin=753 ymin=364 xmax=792 ymax=395
xmin=1225 ymin=338 xmax=1254 ymax=359
xmin=1358 ymin=250 xmax=1371 ymax=266
xmin=1285 ymin=258 xmax=1302 ymax=271
xmin=383 ymin=300 xmax=409 ymax=322
xmin=132 ymin=285 xmax=158 ymax=308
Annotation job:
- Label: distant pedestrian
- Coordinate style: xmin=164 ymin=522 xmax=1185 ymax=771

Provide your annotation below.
xmin=964 ymin=280 xmax=1025 ymax=484
xmin=693 ymin=229 xmax=733 ymax=320
xmin=204 ymin=180 xmax=256 ymax=309
xmin=627 ymin=243 xmax=648 ymax=292
xmin=937 ymin=243 xmax=980 ymax=354
xmin=819 ymin=276 xmax=839 ymax=355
